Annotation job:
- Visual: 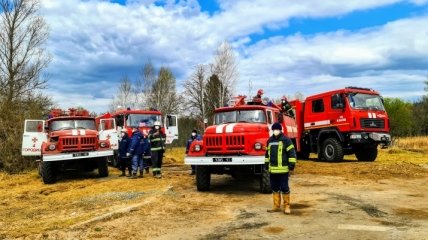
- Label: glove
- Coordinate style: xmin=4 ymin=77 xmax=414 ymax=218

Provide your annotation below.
xmin=126 ymin=153 xmax=131 ymax=157
xmin=288 ymin=163 xmax=295 ymax=172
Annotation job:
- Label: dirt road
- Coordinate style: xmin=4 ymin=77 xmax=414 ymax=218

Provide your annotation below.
xmin=1 ymin=152 xmax=428 ymax=240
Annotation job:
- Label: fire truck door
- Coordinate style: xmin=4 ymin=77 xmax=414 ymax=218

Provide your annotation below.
xmin=165 ymin=115 xmax=178 ymax=144
xmin=98 ymin=118 xmax=119 ymax=150
xmin=22 ymin=120 xmax=47 ymax=156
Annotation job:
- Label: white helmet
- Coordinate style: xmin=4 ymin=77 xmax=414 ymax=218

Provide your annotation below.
xmin=154 ymin=121 xmax=161 ymax=126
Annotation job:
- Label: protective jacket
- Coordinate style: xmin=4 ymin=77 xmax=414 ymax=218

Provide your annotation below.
xmin=148 ymin=128 xmax=166 ymax=152
xmin=118 ymin=133 xmax=131 ymax=158
xmin=128 ymin=131 xmax=149 ymax=156
xmin=265 ymin=133 xmax=297 ymax=174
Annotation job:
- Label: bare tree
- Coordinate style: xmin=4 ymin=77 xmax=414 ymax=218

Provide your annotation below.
xmin=0 ymin=0 xmax=51 ymax=104
xmin=211 ymin=41 xmax=239 ymax=107
xmin=148 ymin=66 xmax=180 ymax=115
xmin=110 ymin=75 xmax=134 ymax=111
xmin=135 ymin=60 xmax=156 ymax=109
xmin=183 ymin=64 xmax=207 ymax=120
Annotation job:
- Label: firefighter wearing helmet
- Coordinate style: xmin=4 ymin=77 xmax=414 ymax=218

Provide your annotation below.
xmin=148 ymin=121 xmax=166 ymax=178
xmin=281 ymin=96 xmax=294 ymax=118
xmin=252 ymin=89 xmax=264 ymax=103
xmin=265 ymin=122 xmax=297 ymax=214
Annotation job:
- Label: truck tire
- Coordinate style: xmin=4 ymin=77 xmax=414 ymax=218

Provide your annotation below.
xmin=321 ymin=138 xmax=344 ymax=162
xmin=98 ymin=157 xmax=109 ymax=177
xmin=260 ymin=169 xmax=271 ymax=194
xmin=41 ymin=161 xmax=57 ymax=184
xmin=196 ymin=166 xmax=210 ymax=191
xmin=355 ymin=146 xmax=378 ymax=162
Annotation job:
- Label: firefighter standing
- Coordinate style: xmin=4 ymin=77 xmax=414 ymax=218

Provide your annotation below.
xmin=118 ymin=128 xmax=132 ymax=177
xmin=265 ymin=122 xmax=297 ymax=214
xmin=148 ymin=121 xmax=166 ymax=178
xmin=186 ymin=129 xmax=202 ymax=175
xmin=127 ymin=124 xmax=149 ymax=179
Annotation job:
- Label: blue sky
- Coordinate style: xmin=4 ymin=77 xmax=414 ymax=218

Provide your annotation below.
xmin=39 ymin=0 xmax=428 ymax=113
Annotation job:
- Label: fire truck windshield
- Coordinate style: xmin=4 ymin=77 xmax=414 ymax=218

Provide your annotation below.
xmin=348 ymin=93 xmax=385 ymax=111
xmin=214 ymin=110 xmax=266 ymax=124
xmin=126 ymin=114 xmax=161 ymax=127
xmin=50 ymin=120 xmax=96 ymax=131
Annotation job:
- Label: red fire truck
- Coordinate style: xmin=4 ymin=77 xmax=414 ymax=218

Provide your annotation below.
xmin=185 ymin=87 xmax=391 ymax=192
xmin=21 ymin=108 xmax=114 ymax=184
xmin=96 ymin=108 xmax=178 ymax=166
xmin=185 ymin=95 xmax=298 ymax=193
xmin=291 ymin=86 xmax=391 ymax=162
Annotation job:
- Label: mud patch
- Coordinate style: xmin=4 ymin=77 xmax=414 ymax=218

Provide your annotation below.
xmin=293 ymin=203 xmax=311 ymax=209
xmin=237 ymin=210 xmax=257 ymax=219
xmin=329 ymin=194 xmax=387 ymax=218
xmin=202 ymin=221 xmax=268 ymax=239
xmin=264 ymin=226 xmax=285 ymax=234
xmin=393 ymin=208 xmax=428 ymax=220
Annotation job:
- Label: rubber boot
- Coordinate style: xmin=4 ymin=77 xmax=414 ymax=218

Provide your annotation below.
xmin=128 ymin=172 xmax=137 ymax=179
xmin=145 ymin=167 xmax=149 ymax=174
xmin=283 ymin=193 xmax=291 ymax=214
xmin=267 ymin=192 xmax=281 ymax=213
xmin=139 ymin=171 xmax=144 ymax=178
xmin=119 ymin=170 xmax=126 ymax=177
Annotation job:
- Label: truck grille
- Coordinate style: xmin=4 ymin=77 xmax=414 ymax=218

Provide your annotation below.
xmin=60 ymin=137 xmax=97 ymax=151
xmin=204 ymin=135 xmax=245 ymax=152
xmin=226 ymin=135 xmax=245 ymax=150
xmin=360 ymin=119 xmax=385 ymax=129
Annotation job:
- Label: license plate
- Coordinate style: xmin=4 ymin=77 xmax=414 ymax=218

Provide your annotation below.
xmin=213 ymin=157 xmax=232 ymax=162
xmin=73 ymin=152 xmax=89 ymax=157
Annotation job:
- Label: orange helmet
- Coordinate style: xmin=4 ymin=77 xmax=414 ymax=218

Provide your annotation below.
xmin=281 ymin=96 xmax=288 ymax=101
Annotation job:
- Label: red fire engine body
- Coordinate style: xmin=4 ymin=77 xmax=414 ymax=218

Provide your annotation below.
xmin=291 ymin=86 xmax=391 ymax=162
xmin=185 ymin=87 xmax=391 ymax=192
xmin=96 ymin=109 xmax=178 ymax=166
xmin=21 ymin=108 xmax=114 ymax=184
xmin=185 ymin=95 xmax=297 ymax=193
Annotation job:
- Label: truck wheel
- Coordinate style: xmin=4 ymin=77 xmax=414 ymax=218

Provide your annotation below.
xmin=41 ymin=161 xmax=57 ymax=184
xmin=260 ymin=169 xmax=271 ymax=194
xmin=196 ymin=166 xmax=210 ymax=191
xmin=98 ymin=157 xmax=109 ymax=177
xmin=355 ymin=146 xmax=378 ymax=162
xmin=321 ymin=138 xmax=344 ymax=162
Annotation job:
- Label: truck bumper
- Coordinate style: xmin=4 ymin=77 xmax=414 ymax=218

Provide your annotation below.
xmin=43 ymin=150 xmax=114 ymax=162
xmin=349 ymin=132 xmax=391 ymax=146
xmin=185 ymin=156 xmax=265 ymax=165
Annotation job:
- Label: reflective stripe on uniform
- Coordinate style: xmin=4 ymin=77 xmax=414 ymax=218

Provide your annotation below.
xmin=143 ymin=156 xmax=151 ymax=159
xmin=278 ymin=141 xmax=283 ymax=167
xmin=151 ymin=138 xmax=161 ymax=142
xmin=286 ymin=145 xmax=294 ymax=151
xmin=152 ymin=168 xmax=161 ymax=171
xmin=264 ymin=158 xmax=269 ymax=163
xmin=289 ymin=157 xmax=297 ymax=163
xmin=270 ymin=166 xmax=289 ymax=173
xmin=151 ymin=147 xmax=163 ymax=151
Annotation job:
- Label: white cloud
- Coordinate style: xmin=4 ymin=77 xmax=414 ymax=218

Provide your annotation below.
xmin=38 ymin=0 xmax=428 ymax=112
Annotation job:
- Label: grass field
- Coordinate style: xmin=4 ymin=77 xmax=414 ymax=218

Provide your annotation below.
xmin=0 ymin=137 xmax=427 ymax=238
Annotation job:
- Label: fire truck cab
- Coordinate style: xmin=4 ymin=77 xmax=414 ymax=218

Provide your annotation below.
xmin=185 ymin=94 xmax=298 ymax=193
xmin=96 ymin=109 xmax=178 ymax=166
xmin=21 ymin=108 xmax=114 ymax=184
xmin=292 ymin=86 xmax=391 ymax=162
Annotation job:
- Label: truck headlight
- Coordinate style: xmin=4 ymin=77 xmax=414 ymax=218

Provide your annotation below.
xmin=254 ymin=142 xmax=262 ymax=150
xmin=100 ymin=142 xmax=107 ymax=148
xmin=194 ymin=144 xmax=201 ymax=152
xmin=48 ymin=144 xmax=56 ymax=151
xmin=350 ymin=134 xmax=362 ymax=139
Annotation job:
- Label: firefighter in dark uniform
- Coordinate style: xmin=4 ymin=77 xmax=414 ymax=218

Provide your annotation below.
xmin=265 ymin=122 xmax=297 ymax=214
xmin=281 ymin=96 xmax=294 ymax=118
xmin=148 ymin=121 xmax=166 ymax=178
xmin=118 ymin=128 xmax=132 ymax=177
xmin=186 ymin=129 xmax=202 ymax=175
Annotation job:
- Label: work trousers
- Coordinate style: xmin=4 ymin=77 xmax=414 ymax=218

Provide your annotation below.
xmin=151 ymin=150 xmax=163 ymax=174
xmin=131 ymin=154 xmax=143 ymax=174
xmin=120 ymin=157 xmax=131 ymax=173
xmin=269 ymin=173 xmax=290 ymax=193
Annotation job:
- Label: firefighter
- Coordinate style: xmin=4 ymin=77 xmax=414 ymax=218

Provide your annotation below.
xmin=265 ymin=122 xmax=297 ymax=214
xmin=118 ymin=128 xmax=132 ymax=177
xmin=127 ymin=124 xmax=149 ymax=179
xmin=281 ymin=96 xmax=294 ymax=118
xmin=186 ymin=129 xmax=202 ymax=175
xmin=148 ymin=121 xmax=166 ymax=178
xmin=253 ymin=89 xmax=264 ymax=103
xmin=143 ymin=148 xmax=152 ymax=174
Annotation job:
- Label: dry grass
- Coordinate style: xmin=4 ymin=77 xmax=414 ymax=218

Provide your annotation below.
xmin=393 ymin=136 xmax=428 ymax=153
